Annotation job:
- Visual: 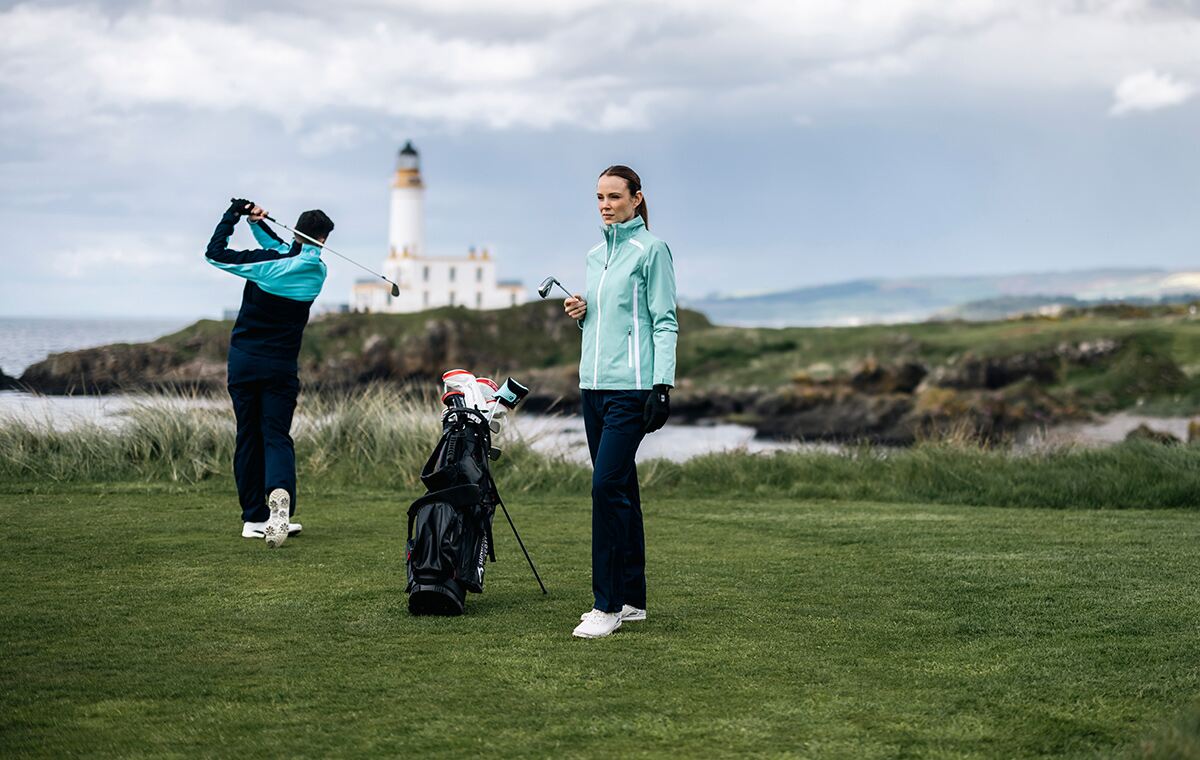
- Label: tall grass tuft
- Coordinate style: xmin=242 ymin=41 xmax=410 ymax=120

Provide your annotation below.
xmin=0 ymin=388 xmax=589 ymax=494
xmin=652 ymin=440 xmax=1200 ymax=509
xmin=2 ymin=390 xmax=1200 ymax=509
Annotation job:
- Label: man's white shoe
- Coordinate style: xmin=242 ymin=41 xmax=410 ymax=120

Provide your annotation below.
xmin=264 ymin=488 xmax=290 ymax=549
xmin=572 ymin=609 xmax=622 ymax=638
xmin=579 ymin=604 xmax=645 ymax=622
xmin=242 ymin=521 xmax=302 ymax=539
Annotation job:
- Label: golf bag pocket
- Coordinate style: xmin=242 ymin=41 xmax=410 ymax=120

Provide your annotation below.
xmin=421 ymin=418 xmax=486 ymax=492
xmin=405 ymin=484 xmax=489 ymax=615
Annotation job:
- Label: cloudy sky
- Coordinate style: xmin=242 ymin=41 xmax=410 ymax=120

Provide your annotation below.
xmin=1 ymin=0 xmax=1198 ymax=318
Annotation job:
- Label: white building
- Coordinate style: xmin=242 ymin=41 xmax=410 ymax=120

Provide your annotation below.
xmin=352 ymin=142 xmax=526 ymax=313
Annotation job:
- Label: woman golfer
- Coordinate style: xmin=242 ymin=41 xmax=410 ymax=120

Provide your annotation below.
xmin=564 ymin=165 xmax=678 ymax=639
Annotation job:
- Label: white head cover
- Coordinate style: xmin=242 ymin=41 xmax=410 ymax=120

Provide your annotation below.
xmin=441 ymin=369 xmax=488 ymax=411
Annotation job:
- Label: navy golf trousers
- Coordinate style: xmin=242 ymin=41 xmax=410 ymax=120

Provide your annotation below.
xmin=227 ymin=345 xmax=300 ymax=523
xmin=582 ymin=389 xmax=651 ymax=613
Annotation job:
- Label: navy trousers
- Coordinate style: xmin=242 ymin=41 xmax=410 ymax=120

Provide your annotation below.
xmin=227 ymin=346 xmax=299 ymax=523
xmin=582 ymin=389 xmax=651 ymax=613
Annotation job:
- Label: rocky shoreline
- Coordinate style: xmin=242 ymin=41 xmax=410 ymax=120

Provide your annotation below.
xmin=11 ymin=342 xmax=1121 ymax=446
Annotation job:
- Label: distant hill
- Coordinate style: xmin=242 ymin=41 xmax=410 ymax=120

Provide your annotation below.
xmin=686 ymin=269 xmax=1200 ymax=327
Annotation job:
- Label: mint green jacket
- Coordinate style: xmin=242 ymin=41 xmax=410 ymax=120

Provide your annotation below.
xmin=578 ymin=215 xmax=678 ymax=390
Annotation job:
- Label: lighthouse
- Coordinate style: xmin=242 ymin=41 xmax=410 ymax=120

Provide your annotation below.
xmin=352 ymin=142 xmax=527 ymax=314
xmin=388 ymin=141 xmax=425 ymax=259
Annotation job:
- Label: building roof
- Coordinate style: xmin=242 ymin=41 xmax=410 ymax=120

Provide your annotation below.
xmin=399 ymin=141 xmax=418 ymax=157
xmin=353 ymin=280 xmax=389 ymax=291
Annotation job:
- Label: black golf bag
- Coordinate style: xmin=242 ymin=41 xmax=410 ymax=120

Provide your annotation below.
xmin=406 ymin=407 xmax=501 ymax=615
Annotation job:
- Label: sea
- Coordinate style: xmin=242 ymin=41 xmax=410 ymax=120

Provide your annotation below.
xmin=0 ymin=316 xmax=191 ymax=377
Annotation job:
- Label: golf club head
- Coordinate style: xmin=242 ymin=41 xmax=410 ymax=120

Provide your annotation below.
xmin=537 ymin=277 xmax=556 ymax=299
xmin=390 ymin=283 xmax=400 ymax=297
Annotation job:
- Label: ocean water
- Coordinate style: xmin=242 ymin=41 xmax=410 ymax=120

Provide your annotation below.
xmin=0 ymin=317 xmax=191 ymax=377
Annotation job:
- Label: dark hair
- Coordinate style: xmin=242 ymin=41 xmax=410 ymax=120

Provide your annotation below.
xmin=598 ymin=165 xmax=648 ymax=229
xmin=295 ymin=209 xmax=335 ymax=242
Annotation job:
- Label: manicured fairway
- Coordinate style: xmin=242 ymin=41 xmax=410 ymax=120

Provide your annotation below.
xmin=2 ymin=484 xmax=1199 ymax=758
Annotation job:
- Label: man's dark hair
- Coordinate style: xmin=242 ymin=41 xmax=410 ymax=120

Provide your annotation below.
xmin=295 ymin=210 xmax=334 ymax=242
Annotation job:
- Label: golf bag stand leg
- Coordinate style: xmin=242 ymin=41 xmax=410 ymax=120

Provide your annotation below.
xmin=498 ymin=498 xmax=548 ymax=594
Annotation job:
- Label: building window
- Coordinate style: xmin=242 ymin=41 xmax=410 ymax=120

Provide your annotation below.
xmin=475 ymin=293 xmax=482 ymax=308
xmin=423 ymin=291 xmax=429 ymax=308
xmin=511 ymin=293 xmax=517 ymax=306
xmin=476 ymin=267 xmax=483 ymax=283
xmin=449 ymin=291 xmax=456 ymax=306
xmin=423 ymin=266 xmax=429 ymax=282
xmin=449 ymin=267 xmax=456 ymax=283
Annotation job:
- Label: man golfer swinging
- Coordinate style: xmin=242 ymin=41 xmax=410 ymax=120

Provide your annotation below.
xmin=205 ymin=198 xmax=333 ymax=547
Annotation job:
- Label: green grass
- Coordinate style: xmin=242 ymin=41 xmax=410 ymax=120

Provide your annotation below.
xmin=3 ymin=483 xmax=1200 ymax=758
xmin=677 ymin=309 xmax=1200 ymax=388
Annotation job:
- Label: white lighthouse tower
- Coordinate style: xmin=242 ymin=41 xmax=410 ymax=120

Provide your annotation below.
xmin=352 ymin=141 xmax=526 ymax=313
xmin=388 ymin=141 xmax=425 ymax=259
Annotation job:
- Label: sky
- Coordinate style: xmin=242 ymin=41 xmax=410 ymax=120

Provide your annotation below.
xmin=0 ymin=0 xmax=1198 ymax=318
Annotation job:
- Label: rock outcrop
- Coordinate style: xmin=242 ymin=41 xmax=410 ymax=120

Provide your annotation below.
xmin=1125 ymin=424 xmax=1181 ymax=445
xmin=0 ymin=369 xmax=21 ymax=391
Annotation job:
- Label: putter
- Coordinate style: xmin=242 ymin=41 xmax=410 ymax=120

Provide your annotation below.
xmin=234 ymin=201 xmax=401 ymax=297
xmin=537 ymin=276 xmax=574 ymax=300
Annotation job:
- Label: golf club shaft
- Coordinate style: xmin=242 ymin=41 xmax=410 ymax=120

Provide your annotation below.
xmin=264 ymin=214 xmax=399 ymax=289
xmin=554 ymin=282 xmax=574 ymax=299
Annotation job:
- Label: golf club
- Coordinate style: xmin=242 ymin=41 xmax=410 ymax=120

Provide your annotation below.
xmin=233 ymin=201 xmax=401 ymax=297
xmin=537 ymin=276 xmax=574 ymax=300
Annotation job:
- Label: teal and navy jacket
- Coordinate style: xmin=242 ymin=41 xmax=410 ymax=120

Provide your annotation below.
xmin=578 ymin=215 xmax=678 ymax=390
xmin=205 ymin=210 xmax=327 ymax=362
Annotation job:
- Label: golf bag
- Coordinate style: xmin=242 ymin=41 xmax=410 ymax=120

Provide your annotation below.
xmin=406 ymin=407 xmax=499 ymax=615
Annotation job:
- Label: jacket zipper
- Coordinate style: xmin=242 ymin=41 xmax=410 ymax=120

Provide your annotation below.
xmin=626 ymin=329 xmax=633 ymax=368
xmin=632 ymin=281 xmax=642 ymax=388
xmin=593 ymin=229 xmax=613 ymax=388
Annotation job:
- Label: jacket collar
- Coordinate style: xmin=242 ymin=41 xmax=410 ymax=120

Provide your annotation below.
xmin=601 ymin=214 xmax=645 ymax=244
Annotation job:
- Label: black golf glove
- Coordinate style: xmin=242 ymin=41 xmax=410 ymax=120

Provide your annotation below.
xmin=226 ymin=198 xmax=254 ymax=217
xmin=643 ymin=384 xmax=670 ymax=433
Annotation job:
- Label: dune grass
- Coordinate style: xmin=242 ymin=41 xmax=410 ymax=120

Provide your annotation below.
xmin=2 ymin=390 xmax=1200 ymax=510
xmin=2 ymin=484 xmax=1200 ymax=758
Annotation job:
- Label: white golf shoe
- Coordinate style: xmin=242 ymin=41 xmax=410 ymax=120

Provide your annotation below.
xmin=264 ymin=489 xmax=290 ymax=549
xmin=242 ymin=521 xmax=302 ymax=539
xmin=572 ymin=609 xmax=622 ymax=639
xmin=579 ymin=604 xmax=645 ymax=622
